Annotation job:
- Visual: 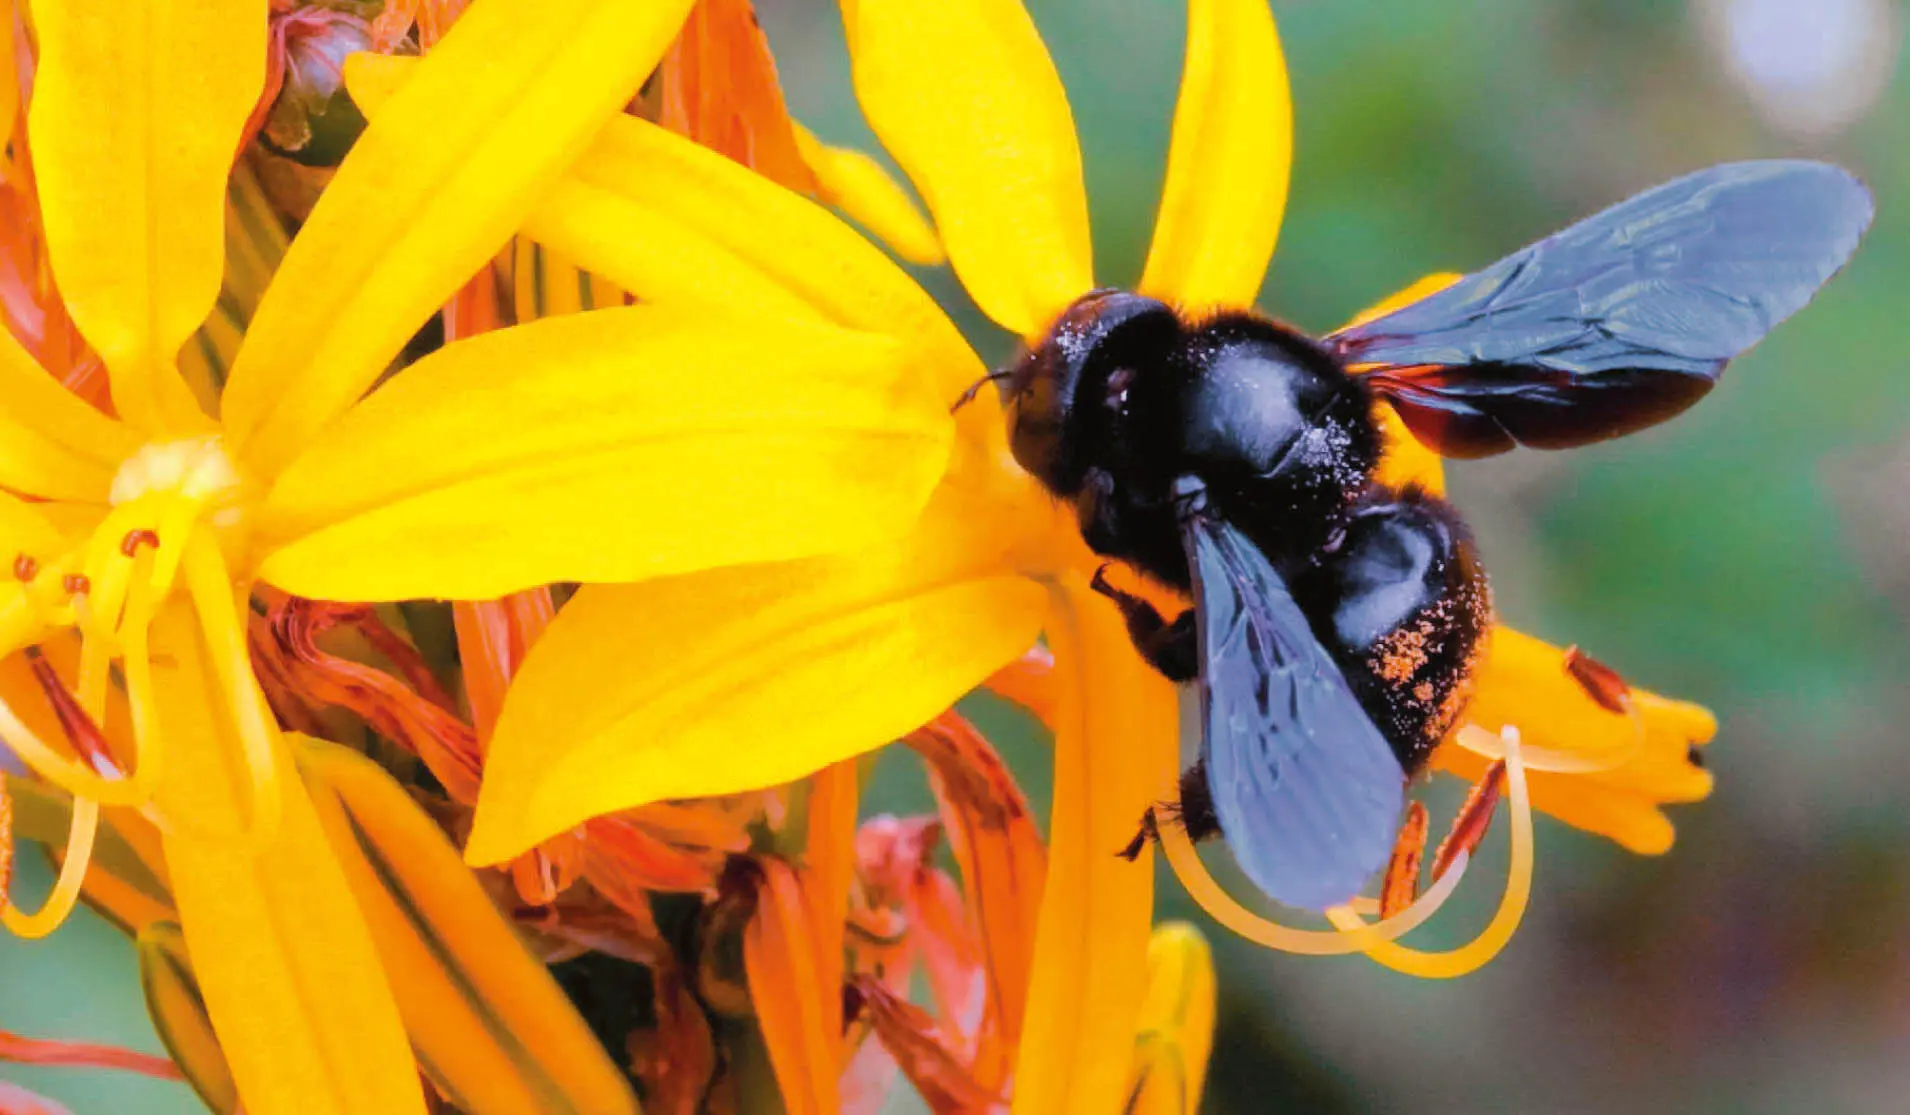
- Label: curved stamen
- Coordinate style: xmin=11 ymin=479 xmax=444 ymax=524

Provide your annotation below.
xmin=74 ymin=501 xmax=152 ymax=653
xmin=145 ymin=495 xmax=201 ymax=602
xmin=1325 ymin=725 xmax=1535 ymax=978
xmin=1157 ymin=809 xmax=1470 ymax=955
xmin=114 ymin=571 xmax=165 ymax=807
xmin=1 ymin=791 xmax=99 ymax=939
xmin=181 ymin=534 xmax=282 ymax=843
xmin=1454 ymin=698 xmax=1644 ymax=774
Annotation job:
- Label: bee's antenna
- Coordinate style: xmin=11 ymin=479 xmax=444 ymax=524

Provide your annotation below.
xmin=950 ymin=370 xmax=1012 ymax=414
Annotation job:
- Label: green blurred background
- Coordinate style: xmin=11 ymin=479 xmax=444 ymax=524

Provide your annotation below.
xmin=6 ymin=1 xmax=1907 ymax=1111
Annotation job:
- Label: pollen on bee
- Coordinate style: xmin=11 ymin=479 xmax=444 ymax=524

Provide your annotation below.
xmin=120 ymin=529 xmax=160 ymax=557
xmin=11 ymin=553 xmax=36 ymax=582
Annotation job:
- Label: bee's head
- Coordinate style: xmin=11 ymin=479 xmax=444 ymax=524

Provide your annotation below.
xmin=1001 ymin=290 xmax=1179 ymax=495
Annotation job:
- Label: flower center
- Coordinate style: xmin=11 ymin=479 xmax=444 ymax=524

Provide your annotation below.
xmin=109 ymin=435 xmax=245 ymax=517
xmin=90 ymin=435 xmax=257 ymax=612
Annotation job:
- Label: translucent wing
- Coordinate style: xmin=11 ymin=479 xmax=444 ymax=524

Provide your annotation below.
xmin=1184 ymin=511 xmax=1405 ymax=911
xmin=1331 ymin=160 xmax=1873 ymax=457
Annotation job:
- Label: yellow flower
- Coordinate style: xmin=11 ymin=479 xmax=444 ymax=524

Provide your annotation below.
xmin=0 ymin=2 xmax=954 ymax=1113
xmin=345 ymin=0 xmax=1708 ymax=1104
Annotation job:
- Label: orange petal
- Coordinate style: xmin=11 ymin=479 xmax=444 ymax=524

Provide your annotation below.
xmin=852 ymin=977 xmax=1002 ymax=1113
xmin=804 ymin=760 xmax=860 ymax=1052
xmin=654 ymin=0 xmax=816 ymax=192
xmin=742 ymin=856 xmax=840 ymax=1115
xmin=908 ymin=711 xmax=1044 ymax=1053
xmin=253 ymin=595 xmax=482 ymax=802
xmin=451 ymin=590 xmax=555 ymax=743
xmin=582 ymin=815 xmax=728 ymax=895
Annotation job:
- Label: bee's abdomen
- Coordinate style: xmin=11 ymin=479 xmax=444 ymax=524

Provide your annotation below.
xmin=1293 ymin=488 xmax=1492 ymax=773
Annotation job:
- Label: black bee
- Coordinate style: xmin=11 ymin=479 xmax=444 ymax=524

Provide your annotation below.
xmin=984 ymin=161 xmax=1871 ymax=911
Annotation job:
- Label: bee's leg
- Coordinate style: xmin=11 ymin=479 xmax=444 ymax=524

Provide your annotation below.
xmin=1378 ymin=802 xmax=1430 ymax=918
xmin=1088 ymin=564 xmax=1197 ymax=682
xmin=1117 ymin=761 xmax=1219 ymax=860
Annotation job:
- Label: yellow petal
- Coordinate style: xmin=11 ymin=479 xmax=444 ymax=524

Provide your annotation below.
xmin=838 ymin=0 xmax=1092 ymax=336
xmin=1342 ymin=272 xmax=1466 ymax=332
xmin=26 ymin=0 xmax=258 ymax=434
xmin=0 ymin=497 xmax=77 ymax=658
xmin=1341 ymin=273 xmax=1465 ymax=494
xmin=296 ymin=735 xmax=640 ymax=1115
xmin=1433 ymin=626 xmax=1716 ymax=854
xmin=0 ymin=489 xmax=67 ymax=564
xmin=0 ymin=330 xmax=136 ymax=501
xmin=563 ymin=113 xmax=966 ymax=358
xmin=1124 ymin=922 xmax=1217 ymax=1115
xmin=347 ymin=54 xmax=979 ymax=394
xmin=138 ymin=921 xmax=243 ymax=1115
xmin=221 ymin=0 xmax=697 ymax=477
xmin=179 ymin=159 xmax=293 ymax=409
xmin=147 ymin=598 xmax=425 ymax=1115
xmin=530 ymin=173 xmax=833 ymax=325
xmin=1137 ymin=0 xmax=1291 ymax=314
xmin=256 ymin=305 xmax=950 ymax=601
xmin=464 ymin=466 xmax=1047 ymax=865
xmin=793 ymin=122 xmax=945 ymax=266
xmin=1015 ymin=576 xmax=1178 ymax=1115
xmin=1373 ymin=400 xmax=1447 ymax=496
